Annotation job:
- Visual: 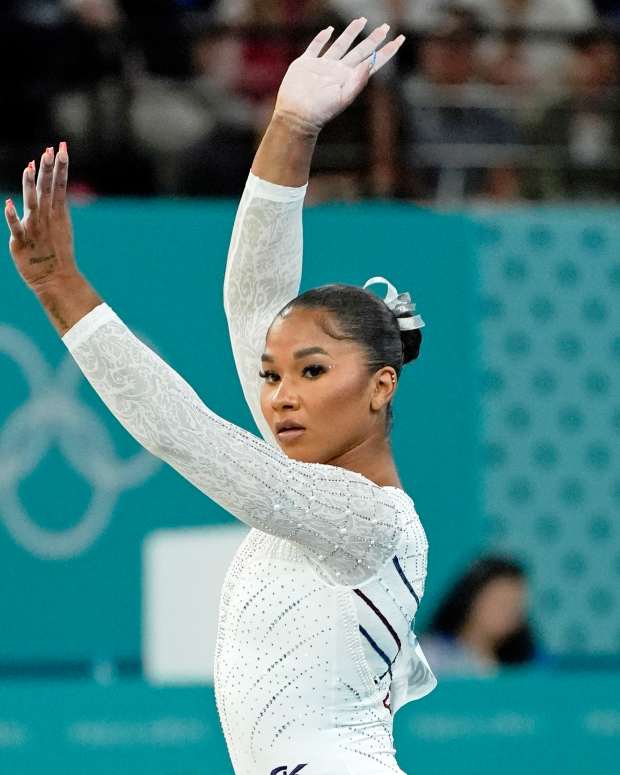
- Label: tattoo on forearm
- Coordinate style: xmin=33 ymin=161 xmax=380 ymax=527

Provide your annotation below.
xmin=29 ymin=253 xmax=56 ymax=265
xmin=48 ymin=302 xmax=68 ymax=330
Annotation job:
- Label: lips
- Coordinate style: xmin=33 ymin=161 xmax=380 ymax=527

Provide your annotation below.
xmin=275 ymin=421 xmax=306 ymax=441
xmin=277 ymin=427 xmax=305 ymax=441
xmin=275 ymin=421 xmax=306 ymax=434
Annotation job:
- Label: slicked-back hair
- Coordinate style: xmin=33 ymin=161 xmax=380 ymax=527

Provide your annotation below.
xmin=272 ymin=283 xmax=422 ymax=436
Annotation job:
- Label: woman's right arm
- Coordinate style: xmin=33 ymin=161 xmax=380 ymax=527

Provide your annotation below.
xmin=222 ymin=164 xmax=308 ymax=446
xmin=223 ymin=20 xmax=402 ymax=443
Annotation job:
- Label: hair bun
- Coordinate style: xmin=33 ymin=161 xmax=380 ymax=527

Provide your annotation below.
xmin=398 ymin=316 xmax=422 ymax=364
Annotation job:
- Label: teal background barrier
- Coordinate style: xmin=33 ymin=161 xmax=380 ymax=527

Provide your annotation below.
xmin=2 ymin=672 xmax=619 ymax=775
xmin=0 ymin=199 xmax=480 ymax=663
xmin=475 ymin=210 xmax=620 ymax=657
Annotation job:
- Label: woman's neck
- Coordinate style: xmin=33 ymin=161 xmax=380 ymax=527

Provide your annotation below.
xmin=327 ymin=431 xmax=403 ymax=489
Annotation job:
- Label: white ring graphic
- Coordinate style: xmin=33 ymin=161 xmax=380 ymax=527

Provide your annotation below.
xmin=0 ymin=325 xmax=161 ymax=559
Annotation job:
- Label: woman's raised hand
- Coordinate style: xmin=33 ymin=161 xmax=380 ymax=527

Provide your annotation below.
xmin=274 ymin=18 xmax=405 ymax=132
xmin=4 ymin=143 xmax=78 ymax=294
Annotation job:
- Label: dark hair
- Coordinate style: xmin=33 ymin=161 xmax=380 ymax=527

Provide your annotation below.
xmin=272 ymin=283 xmax=422 ymax=435
xmin=427 ymin=554 xmax=536 ymax=665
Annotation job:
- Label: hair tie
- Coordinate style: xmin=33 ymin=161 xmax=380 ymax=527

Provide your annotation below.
xmin=363 ymin=276 xmax=425 ymax=330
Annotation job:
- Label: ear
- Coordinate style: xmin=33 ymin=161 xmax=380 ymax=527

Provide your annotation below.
xmin=370 ymin=367 xmax=397 ymax=412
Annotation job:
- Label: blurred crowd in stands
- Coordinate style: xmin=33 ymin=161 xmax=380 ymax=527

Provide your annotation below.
xmin=3 ymin=0 xmax=620 ymax=203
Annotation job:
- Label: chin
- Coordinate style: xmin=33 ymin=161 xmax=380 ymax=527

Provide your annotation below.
xmin=279 ymin=446 xmax=315 ymax=463
xmin=274 ymin=439 xmax=319 ymax=464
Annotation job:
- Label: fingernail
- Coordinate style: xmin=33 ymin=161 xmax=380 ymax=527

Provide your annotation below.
xmin=359 ymin=17 xmax=367 ymax=23
xmin=5 ymin=198 xmax=14 ymax=213
xmin=26 ymin=162 xmax=34 ymax=180
xmin=59 ymin=141 xmax=68 ymax=161
xmin=46 ymin=146 xmax=54 ymax=159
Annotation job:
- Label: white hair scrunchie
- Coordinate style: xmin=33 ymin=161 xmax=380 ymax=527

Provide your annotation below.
xmin=363 ymin=276 xmax=425 ymax=331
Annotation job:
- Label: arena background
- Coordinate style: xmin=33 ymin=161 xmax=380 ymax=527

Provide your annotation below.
xmin=1 ymin=2 xmax=619 ymax=774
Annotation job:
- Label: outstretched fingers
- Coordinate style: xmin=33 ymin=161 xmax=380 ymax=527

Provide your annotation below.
xmin=341 ymin=35 xmax=406 ymax=106
xmin=37 ymin=146 xmax=55 ymax=217
xmin=341 ymin=23 xmax=390 ymax=67
xmin=365 ymin=34 xmax=406 ymax=75
xmin=302 ymin=26 xmax=335 ymax=58
xmin=5 ymin=199 xmax=26 ymax=246
xmin=52 ymin=141 xmax=69 ymax=211
xmin=322 ymin=17 xmax=367 ymax=61
xmin=22 ymin=160 xmax=37 ymax=220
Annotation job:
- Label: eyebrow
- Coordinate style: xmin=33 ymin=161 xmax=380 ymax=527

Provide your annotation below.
xmin=261 ymin=346 xmax=330 ymax=363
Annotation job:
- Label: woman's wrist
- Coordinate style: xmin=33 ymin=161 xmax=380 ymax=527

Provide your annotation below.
xmin=251 ymin=112 xmax=320 ymax=187
xmin=270 ymin=110 xmax=323 ymax=138
xmin=33 ymin=272 xmax=103 ymax=337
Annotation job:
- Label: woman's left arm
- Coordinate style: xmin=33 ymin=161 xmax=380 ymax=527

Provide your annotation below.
xmin=62 ymin=303 xmax=404 ymax=586
xmin=4 ymin=150 xmax=401 ymax=586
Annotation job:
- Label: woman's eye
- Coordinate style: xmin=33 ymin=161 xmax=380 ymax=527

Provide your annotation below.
xmin=258 ymin=365 xmax=326 ymax=383
xmin=303 ymin=364 xmax=325 ymax=378
xmin=258 ymin=370 xmax=279 ymax=383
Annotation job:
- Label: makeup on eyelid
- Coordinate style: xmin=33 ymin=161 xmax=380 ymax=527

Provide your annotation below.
xmin=258 ymin=364 xmax=330 ymax=382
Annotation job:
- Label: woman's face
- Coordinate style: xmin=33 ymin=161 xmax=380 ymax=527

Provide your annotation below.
xmin=468 ymin=576 xmax=528 ymax=642
xmin=259 ymin=307 xmax=395 ymax=464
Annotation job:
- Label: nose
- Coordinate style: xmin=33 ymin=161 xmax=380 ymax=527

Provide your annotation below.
xmin=270 ymin=377 xmax=300 ymax=412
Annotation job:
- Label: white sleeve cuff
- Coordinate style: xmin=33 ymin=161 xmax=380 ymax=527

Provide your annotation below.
xmin=62 ymin=303 xmax=120 ymax=351
xmin=246 ymin=171 xmax=307 ymax=202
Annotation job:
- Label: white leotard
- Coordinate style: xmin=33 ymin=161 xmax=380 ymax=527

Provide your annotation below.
xmin=62 ymin=172 xmax=437 ymax=775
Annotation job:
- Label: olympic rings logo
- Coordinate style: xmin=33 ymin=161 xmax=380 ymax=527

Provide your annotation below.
xmin=0 ymin=325 xmax=160 ymax=560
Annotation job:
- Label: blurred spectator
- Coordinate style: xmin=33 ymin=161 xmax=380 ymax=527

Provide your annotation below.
xmin=408 ymin=0 xmax=597 ymax=92
xmin=419 ymin=555 xmax=540 ymax=676
xmin=527 ymin=27 xmax=620 ymax=199
xmin=398 ymin=6 xmax=521 ymax=202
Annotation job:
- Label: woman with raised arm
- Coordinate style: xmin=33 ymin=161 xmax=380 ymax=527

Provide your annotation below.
xmin=5 ymin=18 xmax=436 ymax=775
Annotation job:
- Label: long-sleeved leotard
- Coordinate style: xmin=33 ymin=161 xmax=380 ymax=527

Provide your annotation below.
xmin=62 ymin=173 xmax=436 ymax=775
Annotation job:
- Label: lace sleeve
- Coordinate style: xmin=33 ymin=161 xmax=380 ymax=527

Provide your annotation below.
xmin=62 ymin=304 xmax=404 ymax=586
xmin=223 ymin=172 xmax=306 ymax=446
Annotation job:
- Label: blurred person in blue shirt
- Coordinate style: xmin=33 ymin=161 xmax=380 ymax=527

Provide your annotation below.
xmin=419 ymin=555 xmax=544 ymax=676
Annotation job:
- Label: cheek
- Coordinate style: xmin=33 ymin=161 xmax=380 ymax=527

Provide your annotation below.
xmin=260 ymin=383 xmax=273 ymax=419
xmin=313 ymin=373 xmax=369 ymax=420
